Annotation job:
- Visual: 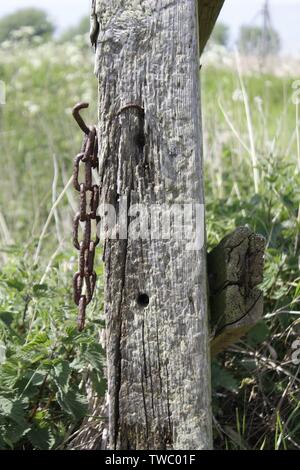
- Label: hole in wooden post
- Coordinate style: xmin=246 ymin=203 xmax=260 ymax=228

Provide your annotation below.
xmin=137 ymin=293 xmax=149 ymax=307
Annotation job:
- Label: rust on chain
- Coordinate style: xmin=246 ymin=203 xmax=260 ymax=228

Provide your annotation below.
xmin=73 ymin=154 xmax=84 ymax=191
xmin=78 ymin=296 xmax=87 ymax=331
xmin=85 ymin=159 xmax=93 ymax=190
xmin=72 ymin=102 xmax=90 ymax=135
xmin=72 ymin=102 xmax=100 ymax=331
xmin=83 ymin=126 xmax=96 ymax=162
xmin=90 ymin=185 xmax=100 ymax=218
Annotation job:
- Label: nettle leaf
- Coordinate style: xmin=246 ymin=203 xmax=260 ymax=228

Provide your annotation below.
xmin=0 ymin=426 xmax=8 ymax=449
xmin=0 ymin=397 xmax=15 ymax=417
xmin=57 ymin=389 xmax=88 ymax=421
xmin=52 ymin=361 xmax=71 ymax=394
xmin=64 ymin=325 xmax=79 ymax=338
xmin=3 ymin=422 xmax=30 ymax=445
xmin=82 ymin=343 xmax=105 ymax=370
xmin=90 ymin=370 xmax=107 ymax=396
xmin=28 ymin=425 xmax=55 ymax=450
xmin=69 ymin=356 xmax=85 ymax=371
xmin=0 ymin=343 xmax=6 ymax=364
xmin=22 ymin=332 xmax=50 ymax=352
xmin=0 ymin=362 xmax=19 ymax=390
xmin=32 ymin=284 xmax=48 ymax=298
xmin=0 ymin=397 xmax=27 ymax=426
xmin=280 ymin=194 xmax=296 ymax=215
xmin=211 ymin=363 xmax=239 ymax=393
xmin=0 ymin=311 xmax=16 ymax=327
xmin=5 ymin=279 xmax=26 ymax=292
xmin=247 ymin=321 xmax=270 ymax=346
xmin=28 ymin=353 xmax=49 ymax=365
xmin=30 ymin=371 xmax=48 ymax=387
xmin=16 ymin=371 xmax=47 ymax=398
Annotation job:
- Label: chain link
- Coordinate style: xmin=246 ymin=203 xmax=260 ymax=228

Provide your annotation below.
xmin=72 ymin=103 xmax=100 ymax=331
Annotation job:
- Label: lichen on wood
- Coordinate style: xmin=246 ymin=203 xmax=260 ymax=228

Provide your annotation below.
xmin=208 ymin=226 xmax=266 ymax=357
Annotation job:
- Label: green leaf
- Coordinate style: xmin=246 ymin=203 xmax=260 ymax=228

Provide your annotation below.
xmin=0 ymin=311 xmax=16 ymax=326
xmin=0 ymin=343 xmax=6 ymax=364
xmin=0 ymin=397 xmax=14 ymax=417
xmin=90 ymin=370 xmax=107 ymax=396
xmin=211 ymin=363 xmax=239 ymax=393
xmin=279 ymin=194 xmax=296 ymax=216
xmin=247 ymin=321 xmax=270 ymax=346
xmin=0 ymin=426 xmax=10 ymax=449
xmin=17 ymin=371 xmax=47 ymax=398
xmin=22 ymin=332 xmax=50 ymax=352
xmin=32 ymin=284 xmax=48 ymax=298
xmin=82 ymin=343 xmax=105 ymax=370
xmin=0 ymin=362 xmax=19 ymax=390
xmin=3 ymin=422 xmax=30 ymax=445
xmin=28 ymin=425 xmax=55 ymax=450
xmin=56 ymin=389 xmax=88 ymax=421
xmin=0 ymin=397 xmax=28 ymax=425
xmin=52 ymin=360 xmax=70 ymax=394
xmin=5 ymin=279 xmax=26 ymax=292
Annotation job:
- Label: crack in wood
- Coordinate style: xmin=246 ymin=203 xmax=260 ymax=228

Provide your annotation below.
xmin=214 ymin=291 xmax=263 ymax=337
xmin=114 ymin=186 xmax=132 ymax=448
xmin=208 ymin=226 xmax=266 ymax=356
xmin=141 ymin=366 xmax=149 ymax=444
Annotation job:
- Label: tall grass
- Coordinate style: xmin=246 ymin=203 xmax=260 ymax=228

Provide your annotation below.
xmin=203 ymin=49 xmax=300 ymax=450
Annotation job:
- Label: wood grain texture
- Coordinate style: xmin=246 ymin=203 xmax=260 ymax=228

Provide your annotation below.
xmin=198 ymin=0 xmax=225 ymax=54
xmin=93 ymin=0 xmax=212 ymax=450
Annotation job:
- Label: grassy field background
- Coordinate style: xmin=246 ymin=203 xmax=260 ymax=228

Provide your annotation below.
xmin=0 ymin=36 xmax=300 ymax=449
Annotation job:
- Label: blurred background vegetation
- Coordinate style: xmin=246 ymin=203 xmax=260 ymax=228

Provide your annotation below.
xmin=0 ymin=6 xmax=300 ymax=450
xmin=0 ymin=8 xmax=54 ymax=43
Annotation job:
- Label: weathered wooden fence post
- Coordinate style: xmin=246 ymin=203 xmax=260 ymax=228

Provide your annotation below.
xmin=86 ymin=0 xmax=225 ymax=450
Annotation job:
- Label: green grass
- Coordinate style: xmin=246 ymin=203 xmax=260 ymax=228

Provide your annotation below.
xmin=0 ymin=38 xmax=300 ymax=449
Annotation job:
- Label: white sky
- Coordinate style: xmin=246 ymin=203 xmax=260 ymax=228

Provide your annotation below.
xmin=220 ymin=0 xmax=300 ymax=55
xmin=0 ymin=0 xmax=299 ymax=55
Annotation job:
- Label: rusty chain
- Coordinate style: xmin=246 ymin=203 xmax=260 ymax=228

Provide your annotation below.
xmin=71 ymin=101 xmax=145 ymax=330
xmin=72 ymin=102 xmax=100 ymax=331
